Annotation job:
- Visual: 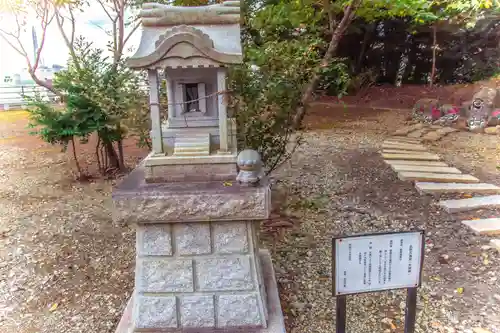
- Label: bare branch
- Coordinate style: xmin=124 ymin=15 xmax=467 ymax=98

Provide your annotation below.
xmin=32 ymin=2 xmax=56 ymax=72
xmin=96 ymin=0 xmax=116 ymax=22
xmin=123 ymin=20 xmax=140 ymax=47
xmin=0 ymin=31 xmax=28 ymax=58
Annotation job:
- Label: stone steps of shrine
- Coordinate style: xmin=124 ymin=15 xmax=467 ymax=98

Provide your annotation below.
xmin=174 ymin=133 xmax=210 ymax=156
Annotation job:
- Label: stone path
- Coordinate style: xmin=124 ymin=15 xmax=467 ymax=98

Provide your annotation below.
xmin=393 ymin=123 xmax=459 ymax=142
xmin=380 ymin=135 xmax=500 ymax=252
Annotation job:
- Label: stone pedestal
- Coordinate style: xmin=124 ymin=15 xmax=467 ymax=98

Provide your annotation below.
xmin=112 ymin=168 xmax=284 ymax=333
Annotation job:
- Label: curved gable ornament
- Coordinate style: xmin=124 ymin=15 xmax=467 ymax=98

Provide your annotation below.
xmin=127 ymin=26 xmax=242 ymax=69
xmin=139 ymin=1 xmax=241 ymax=27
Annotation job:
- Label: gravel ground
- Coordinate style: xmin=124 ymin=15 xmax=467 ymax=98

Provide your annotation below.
xmin=0 ymin=107 xmax=499 ymax=333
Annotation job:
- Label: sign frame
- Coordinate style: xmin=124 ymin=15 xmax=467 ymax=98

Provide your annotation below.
xmin=332 ymin=230 xmax=425 ymax=296
xmin=331 ymin=230 xmax=425 ymax=333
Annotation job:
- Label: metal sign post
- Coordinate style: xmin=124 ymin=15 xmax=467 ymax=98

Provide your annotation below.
xmin=332 ymin=230 xmax=425 ymax=333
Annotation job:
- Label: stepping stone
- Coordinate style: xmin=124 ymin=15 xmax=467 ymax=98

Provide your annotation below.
xmin=385 ymin=160 xmax=448 ymax=167
xmin=393 ymin=124 xmax=425 ymax=136
xmin=383 ymin=149 xmax=430 ymax=154
xmin=440 ymin=195 xmax=500 ymax=213
xmin=407 ymin=128 xmax=432 ymax=138
xmin=382 ymin=143 xmax=428 ymax=151
xmin=415 ymin=182 xmax=500 ymax=194
xmin=422 ymin=127 xmax=459 ymax=142
xmin=383 ymin=153 xmax=441 ymax=161
xmin=462 ymin=218 xmax=500 ymax=235
xmin=391 ymin=165 xmax=462 ymax=174
xmin=387 ymin=136 xmax=422 ymax=143
xmin=398 ymin=172 xmax=479 ymax=183
xmin=491 ymin=239 xmax=500 ymax=252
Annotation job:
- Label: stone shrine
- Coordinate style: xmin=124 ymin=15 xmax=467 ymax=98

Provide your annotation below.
xmin=112 ymin=2 xmax=284 ymax=332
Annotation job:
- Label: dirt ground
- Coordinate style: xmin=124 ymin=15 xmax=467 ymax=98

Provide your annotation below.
xmin=318 ymin=78 xmax=500 ymax=109
xmin=0 ymin=106 xmax=499 ymax=333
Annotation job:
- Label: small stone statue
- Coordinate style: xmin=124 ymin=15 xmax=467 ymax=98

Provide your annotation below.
xmin=236 ymin=149 xmax=263 ymax=186
xmin=467 ymin=98 xmax=489 ymax=131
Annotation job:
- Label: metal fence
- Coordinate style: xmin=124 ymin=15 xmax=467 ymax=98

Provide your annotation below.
xmin=0 ymin=85 xmax=57 ymax=110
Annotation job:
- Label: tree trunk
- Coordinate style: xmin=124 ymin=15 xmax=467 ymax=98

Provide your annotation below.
xmin=28 ymin=70 xmax=61 ymax=97
xmin=103 ymin=140 xmax=121 ymax=171
xmin=430 ymin=24 xmax=437 ymax=87
xmin=71 ymin=137 xmax=82 ymax=175
xmin=355 ymin=23 xmax=374 ymax=74
xmin=292 ymin=0 xmax=359 ymax=130
xmin=117 ymin=139 xmax=125 ymax=171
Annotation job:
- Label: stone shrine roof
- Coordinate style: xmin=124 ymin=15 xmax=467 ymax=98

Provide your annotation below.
xmin=126 ymin=1 xmax=242 ymax=69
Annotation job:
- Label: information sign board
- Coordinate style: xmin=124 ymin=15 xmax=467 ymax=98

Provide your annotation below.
xmin=333 ymin=230 xmax=424 ymax=296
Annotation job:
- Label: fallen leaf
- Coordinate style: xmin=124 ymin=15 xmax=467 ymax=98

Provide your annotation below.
xmin=457 ymin=287 xmax=464 ymax=294
xmin=49 ymin=303 xmax=58 ymax=312
xmin=222 ymin=181 xmax=233 ymax=187
xmin=462 ymin=194 xmax=473 ymax=198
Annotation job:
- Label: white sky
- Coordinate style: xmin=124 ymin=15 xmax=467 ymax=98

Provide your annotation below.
xmin=0 ymin=2 xmax=141 ymax=77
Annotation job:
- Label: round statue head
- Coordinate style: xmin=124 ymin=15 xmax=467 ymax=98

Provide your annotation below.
xmin=472 ymin=98 xmax=484 ymax=110
xmin=236 ymin=149 xmax=263 ymax=186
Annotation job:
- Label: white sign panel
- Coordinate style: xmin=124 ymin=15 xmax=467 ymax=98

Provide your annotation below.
xmin=333 ymin=231 xmax=424 ymax=296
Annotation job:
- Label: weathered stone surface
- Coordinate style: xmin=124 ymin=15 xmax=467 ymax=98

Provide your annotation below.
xmin=383 ymin=149 xmax=430 ymax=154
xmin=112 ymin=168 xmax=271 ymax=224
xmin=196 ymin=257 xmax=254 ymax=291
xmin=145 ymin=162 xmax=237 ymax=183
xmin=484 ymin=126 xmax=499 ymax=135
xmin=391 ymin=165 xmax=462 ymax=174
xmin=174 ymin=223 xmax=211 ymax=255
xmin=465 ymin=87 xmax=499 ymax=131
xmin=440 ymin=195 xmax=500 ymax=213
xmin=415 ymin=182 xmax=500 ymax=194
xmin=382 ymin=143 xmax=427 ymax=151
xmin=180 ymin=296 xmax=215 ymax=328
xmin=398 ymin=172 xmax=479 ymax=183
xmin=135 ymin=296 xmax=177 ymax=329
xmin=137 ymin=224 xmax=172 ymax=256
xmin=462 ymin=218 xmax=500 ymax=235
xmin=386 ymin=136 xmax=422 ymax=143
xmin=385 ymin=160 xmax=448 ymax=167
xmin=138 ymin=259 xmax=193 ymax=292
xmin=117 ymin=250 xmax=284 ymax=333
xmin=393 ymin=123 xmax=425 ymax=136
xmin=213 ymin=221 xmax=249 ymax=254
xmin=382 ymin=153 xmax=441 ymax=161
xmin=421 ymin=131 xmax=443 ymax=142
xmin=422 ymin=127 xmax=458 ymax=141
xmin=217 ymin=294 xmax=263 ymax=328
xmin=491 ymin=239 xmax=500 ymax=252
xmin=407 ymin=128 xmax=432 ymax=138
xmin=436 ymin=127 xmax=459 ymax=135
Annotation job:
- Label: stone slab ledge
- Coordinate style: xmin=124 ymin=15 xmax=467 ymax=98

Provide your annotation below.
xmin=112 ymin=167 xmax=271 ymax=224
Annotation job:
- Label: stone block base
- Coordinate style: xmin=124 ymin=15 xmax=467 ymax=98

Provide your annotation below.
xmin=115 ymin=250 xmax=285 ymax=333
